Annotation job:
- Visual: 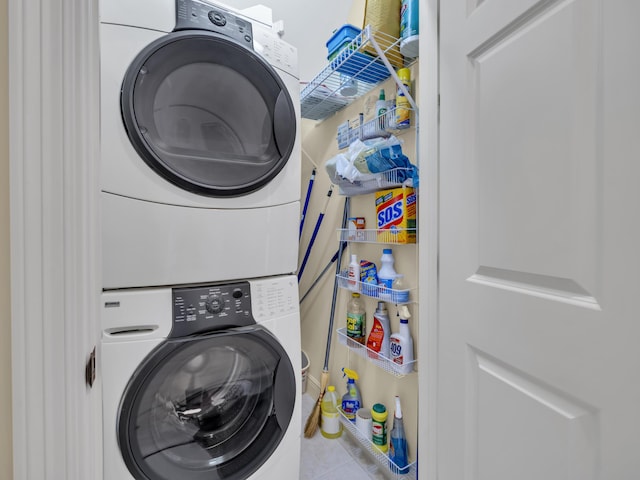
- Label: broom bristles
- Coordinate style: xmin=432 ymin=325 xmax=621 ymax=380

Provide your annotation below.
xmin=303 ymin=369 xmax=330 ymax=438
xmin=303 ymin=397 xmax=322 ymax=438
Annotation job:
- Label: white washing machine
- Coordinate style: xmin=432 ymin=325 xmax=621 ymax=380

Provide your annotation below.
xmin=101 ymin=274 xmax=302 ymax=480
xmin=100 ymin=0 xmax=301 ymax=289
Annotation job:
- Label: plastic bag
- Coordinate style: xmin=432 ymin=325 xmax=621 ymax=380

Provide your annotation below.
xmin=325 ymin=135 xmax=419 ymax=187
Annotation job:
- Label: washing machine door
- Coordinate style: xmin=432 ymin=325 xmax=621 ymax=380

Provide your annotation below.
xmin=121 ymin=30 xmax=297 ymax=197
xmin=117 ymin=325 xmax=296 ymax=480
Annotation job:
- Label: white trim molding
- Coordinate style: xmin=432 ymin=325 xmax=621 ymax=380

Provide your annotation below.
xmin=9 ymin=0 xmax=101 ymax=478
xmin=418 ymin=0 xmax=440 ymax=479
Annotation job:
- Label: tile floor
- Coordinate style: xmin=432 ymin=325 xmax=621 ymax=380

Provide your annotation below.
xmin=299 ymin=393 xmax=390 ymax=480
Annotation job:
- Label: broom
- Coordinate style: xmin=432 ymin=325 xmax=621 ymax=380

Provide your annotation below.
xmin=303 ymin=197 xmax=350 ymax=438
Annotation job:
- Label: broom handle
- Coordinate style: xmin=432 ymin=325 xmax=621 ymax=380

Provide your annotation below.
xmin=323 ymin=197 xmax=350 ymax=370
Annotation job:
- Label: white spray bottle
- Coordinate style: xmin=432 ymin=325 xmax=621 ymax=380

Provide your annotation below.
xmin=390 ymin=305 xmax=414 ymax=374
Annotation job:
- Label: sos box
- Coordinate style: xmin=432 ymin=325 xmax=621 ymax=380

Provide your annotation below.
xmin=375 ymin=187 xmax=416 ymax=243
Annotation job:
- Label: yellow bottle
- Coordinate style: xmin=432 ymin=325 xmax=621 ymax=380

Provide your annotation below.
xmin=321 ymin=386 xmax=342 ymax=439
xmin=371 ymin=403 xmax=388 ymax=452
xmin=395 ymin=68 xmax=411 ymax=129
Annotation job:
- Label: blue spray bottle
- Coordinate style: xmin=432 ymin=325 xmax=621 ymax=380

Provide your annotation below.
xmin=389 ymin=395 xmax=410 ymax=474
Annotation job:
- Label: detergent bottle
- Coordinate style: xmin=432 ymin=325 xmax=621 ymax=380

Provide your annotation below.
xmin=341 ymin=368 xmax=362 ymax=422
xmin=366 ymin=302 xmax=391 ymax=359
xmin=378 ymin=248 xmax=397 ymax=300
xmin=320 ymin=385 xmax=342 ymax=439
xmin=389 ymin=305 xmax=414 ymax=374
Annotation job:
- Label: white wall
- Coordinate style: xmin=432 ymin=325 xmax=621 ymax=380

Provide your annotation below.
xmin=231 ymin=0 xmax=356 ymax=83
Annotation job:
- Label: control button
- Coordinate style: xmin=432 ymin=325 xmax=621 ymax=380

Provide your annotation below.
xmin=208 ymin=11 xmax=226 ymax=26
xmin=205 ymin=294 xmax=223 ymax=314
xmin=244 ymin=35 xmax=252 ymax=43
xmin=232 ymin=289 xmax=243 ymax=299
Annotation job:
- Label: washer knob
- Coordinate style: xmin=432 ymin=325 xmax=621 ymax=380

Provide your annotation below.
xmin=208 ymin=11 xmax=226 ymax=26
xmin=205 ymin=294 xmax=223 ymax=314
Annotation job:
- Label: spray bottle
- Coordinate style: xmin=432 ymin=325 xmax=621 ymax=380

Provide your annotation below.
xmin=375 ymin=89 xmax=388 ymax=130
xmin=388 ymin=396 xmax=410 ymax=474
xmin=390 ymin=305 xmax=414 ymax=374
xmin=366 ymin=302 xmax=391 ymax=359
xmin=341 ymin=368 xmax=362 ymax=422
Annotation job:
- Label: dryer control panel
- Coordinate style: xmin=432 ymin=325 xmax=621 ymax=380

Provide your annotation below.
xmin=171 ymin=282 xmax=255 ymax=338
xmin=176 ymin=0 xmax=254 ymax=49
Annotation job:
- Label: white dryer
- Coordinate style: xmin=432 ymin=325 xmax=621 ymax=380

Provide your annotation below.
xmin=101 ymin=274 xmax=301 ymax=480
xmin=100 ymin=0 xmax=301 ymax=289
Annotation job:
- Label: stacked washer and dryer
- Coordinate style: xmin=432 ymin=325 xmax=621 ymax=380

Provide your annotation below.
xmin=99 ymin=1 xmax=302 ymax=479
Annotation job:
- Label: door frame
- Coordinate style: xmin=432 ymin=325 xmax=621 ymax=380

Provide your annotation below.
xmin=418 ymin=0 xmax=440 ymax=478
xmin=9 ymin=0 xmax=441 ymax=478
xmin=9 ymin=0 xmax=102 ymax=478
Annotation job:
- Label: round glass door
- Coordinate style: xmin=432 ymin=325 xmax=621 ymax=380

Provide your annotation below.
xmin=121 ymin=31 xmax=297 ymax=197
xmin=117 ymin=326 xmax=295 ymax=480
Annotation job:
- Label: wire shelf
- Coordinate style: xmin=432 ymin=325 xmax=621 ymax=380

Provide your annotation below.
xmin=337 ymin=106 xmax=415 ymax=149
xmin=338 ymin=408 xmax=417 ymax=479
xmin=337 ymin=228 xmax=417 ymax=244
xmin=336 ymin=271 xmax=415 ymax=305
xmin=301 ymin=26 xmax=407 ymax=121
xmin=337 ymin=273 xmax=413 ymax=304
xmin=337 ymin=328 xmax=416 ymax=377
xmin=332 ymin=167 xmax=415 ymax=196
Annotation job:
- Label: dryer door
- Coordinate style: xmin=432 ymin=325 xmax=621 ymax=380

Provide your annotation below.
xmin=121 ymin=30 xmax=297 ymax=197
xmin=117 ymin=325 xmax=296 ymax=480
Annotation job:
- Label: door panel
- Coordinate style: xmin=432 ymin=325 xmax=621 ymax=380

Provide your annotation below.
xmin=470 ymin=0 xmax=600 ymax=300
xmin=468 ymin=348 xmax=598 ymax=480
xmin=440 ymin=0 xmax=640 ymax=478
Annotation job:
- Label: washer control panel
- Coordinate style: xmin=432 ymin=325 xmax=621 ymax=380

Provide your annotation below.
xmin=176 ymin=0 xmax=254 ymax=49
xmin=171 ymin=281 xmax=254 ymax=337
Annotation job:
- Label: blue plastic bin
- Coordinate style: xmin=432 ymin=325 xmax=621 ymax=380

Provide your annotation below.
xmin=326 ymin=24 xmax=362 ymax=58
xmin=326 ymin=24 xmax=390 ymax=84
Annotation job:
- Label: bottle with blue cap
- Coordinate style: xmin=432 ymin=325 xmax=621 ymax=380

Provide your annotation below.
xmin=341 ymin=368 xmax=362 ymax=422
xmin=378 ymin=248 xmax=397 ymax=300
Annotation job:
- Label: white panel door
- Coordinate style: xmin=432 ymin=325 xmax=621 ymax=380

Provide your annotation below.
xmin=439 ymin=1 xmax=640 ymax=479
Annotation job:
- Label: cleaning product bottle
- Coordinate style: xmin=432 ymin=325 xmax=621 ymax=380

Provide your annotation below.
xmin=366 ymin=302 xmax=391 ymax=359
xmin=395 ymin=68 xmax=411 ymax=129
xmin=378 ymin=248 xmax=397 ymax=300
xmin=346 ymin=292 xmax=366 ymax=345
xmin=388 ymin=396 xmax=410 ymax=474
xmin=390 ymin=305 xmax=414 ymax=374
xmin=341 ymin=368 xmax=362 ymax=422
xmin=400 ymin=0 xmax=419 ymax=58
xmin=320 ymin=385 xmax=342 ymax=439
xmin=375 ymin=88 xmax=387 ymax=130
xmin=347 ymin=253 xmax=360 ymax=292
xmin=371 ymin=403 xmax=388 ymax=453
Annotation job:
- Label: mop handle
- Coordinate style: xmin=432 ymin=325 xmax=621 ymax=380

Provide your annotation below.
xmin=299 ymin=168 xmax=316 ymax=239
xmin=323 ymin=197 xmax=350 ymax=369
xmin=297 ymin=186 xmax=333 ymax=282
